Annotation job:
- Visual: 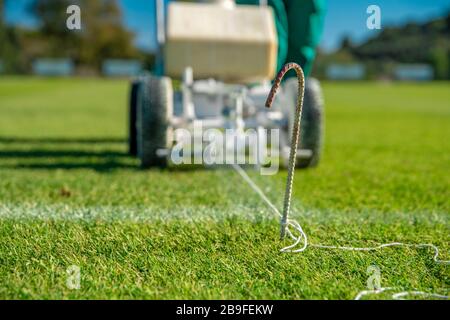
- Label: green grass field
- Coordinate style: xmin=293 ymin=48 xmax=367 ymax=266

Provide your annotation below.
xmin=0 ymin=77 xmax=448 ymax=299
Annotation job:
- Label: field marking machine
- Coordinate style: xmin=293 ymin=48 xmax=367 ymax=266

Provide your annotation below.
xmin=128 ymin=0 xmax=324 ymax=170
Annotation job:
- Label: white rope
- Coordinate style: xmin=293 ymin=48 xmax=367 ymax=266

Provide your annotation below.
xmin=231 ymin=164 xmax=307 ymax=252
xmin=312 ymin=242 xmax=449 ymax=265
xmin=391 ymin=291 xmax=449 ymax=300
xmin=231 ymin=163 xmax=449 ymax=299
xmin=355 ymin=287 xmax=449 ymax=300
xmin=354 ymin=287 xmax=393 ymax=300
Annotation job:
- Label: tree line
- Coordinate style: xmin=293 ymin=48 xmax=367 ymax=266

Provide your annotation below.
xmin=1 ymin=1 xmax=448 ymax=79
xmin=0 ymin=0 xmax=154 ymax=75
xmin=314 ymin=13 xmax=450 ymax=80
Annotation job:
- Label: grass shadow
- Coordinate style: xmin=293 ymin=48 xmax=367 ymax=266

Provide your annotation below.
xmin=10 ymin=162 xmax=137 ymax=172
xmin=0 ymin=150 xmax=128 ymax=158
xmin=0 ymin=137 xmax=125 ymax=144
xmin=0 ymin=136 xmax=136 ymax=172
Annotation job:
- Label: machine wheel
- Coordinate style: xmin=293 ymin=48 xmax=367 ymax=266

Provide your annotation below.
xmin=128 ymin=80 xmax=140 ymax=156
xmin=136 ymin=75 xmax=173 ymax=168
xmin=281 ymin=77 xmax=324 ymax=168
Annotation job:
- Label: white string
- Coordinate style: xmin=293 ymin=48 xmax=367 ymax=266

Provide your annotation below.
xmin=354 ymin=287 xmax=393 ymax=300
xmin=391 ymin=291 xmax=449 ymax=300
xmin=311 ymin=242 xmax=449 ymax=265
xmin=231 ymin=164 xmax=307 ymax=252
xmin=355 ymin=287 xmax=449 ymax=300
xmin=231 ymin=164 xmax=450 ymax=299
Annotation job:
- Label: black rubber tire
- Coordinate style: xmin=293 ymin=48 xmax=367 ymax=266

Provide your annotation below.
xmin=282 ymin=77 xmax=324 ymax=168
xmin=136 ymin=76 xmax=173 ymax=168
xmin=128 ymin=80 xmax=140 ymax=156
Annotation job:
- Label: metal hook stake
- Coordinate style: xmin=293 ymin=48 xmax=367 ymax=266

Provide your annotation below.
xmin=265 ymin=63 xmax=305 ymax=240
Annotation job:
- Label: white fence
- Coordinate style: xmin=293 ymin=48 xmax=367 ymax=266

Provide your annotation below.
xmin=102 ymin=59 xmax=143 ymax=77
xmin=326 ymin=64 xmax=366 ymax=80
xmin=32 ymin=59 xmax=74 ymax=76
xmin=394 ymin=64 xmax=434 ymax=81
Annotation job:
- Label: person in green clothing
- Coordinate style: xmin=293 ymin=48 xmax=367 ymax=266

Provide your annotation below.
xmin=236 ymin=0 xmax=327 ymax=79
xmin=236 ymin=0 xmax=326 ymax=167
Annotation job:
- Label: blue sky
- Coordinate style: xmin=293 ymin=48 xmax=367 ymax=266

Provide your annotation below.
xmin=5 ymin=0 xmax=450 ymax=53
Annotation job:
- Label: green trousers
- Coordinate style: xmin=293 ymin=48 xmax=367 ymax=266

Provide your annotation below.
xmin=236 ymin=0 xmax=326 ymax=78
